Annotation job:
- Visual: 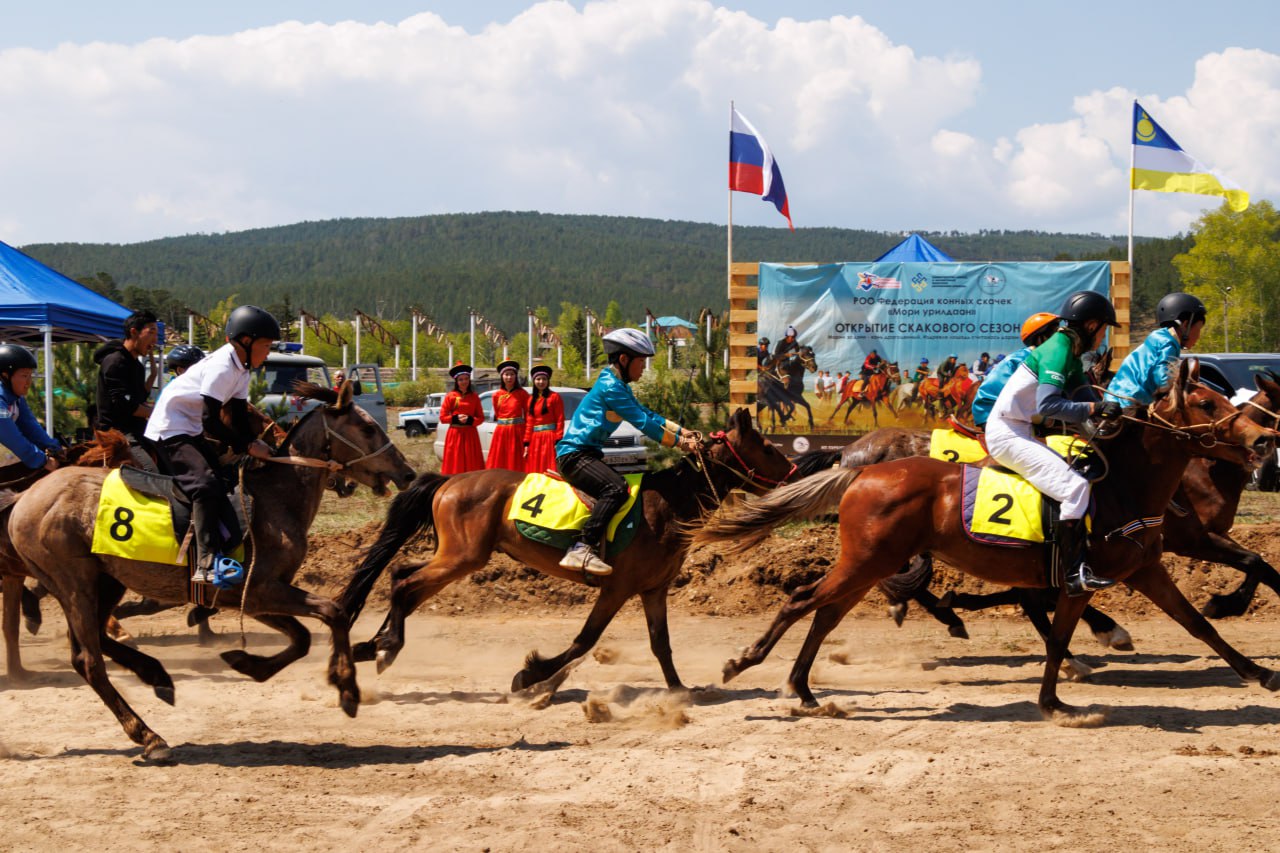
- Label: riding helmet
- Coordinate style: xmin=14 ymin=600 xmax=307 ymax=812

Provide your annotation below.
xmin=1020 ymin=312 xmax=1060 ymax=345
xmin=0 ymin=344 xmax=37 ymax=375
xmin=1156 ymin=292 xmax=1207 ymax=327
xmin=1058 ymin=290 xmax=1120 ymax=327
xmin=602 ymin=328 xmax=656 ymax=358
xmin=165 ymin=344 xmax=206 ymax=370
xmin=225 ymin=305 xmax=281 ymax=342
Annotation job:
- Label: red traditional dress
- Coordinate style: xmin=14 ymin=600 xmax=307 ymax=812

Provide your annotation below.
xmin=485 ymin=386 xmax=531 ymax=470
xmin=440 ymin=389 xmax=485 ymax=474
xmin=523 ymin=391 xmax=565 ymax=474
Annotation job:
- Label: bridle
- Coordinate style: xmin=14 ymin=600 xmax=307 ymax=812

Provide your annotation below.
xmin=690 ymin=430 xmax=796 ymax=502
xmin=1096 ymin=382 xmax=1249 ymax=449
xmin=262 ymin=404 xmax=394 ymax=472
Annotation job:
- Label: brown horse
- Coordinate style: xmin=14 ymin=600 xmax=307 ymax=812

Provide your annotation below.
xmin=829 ymin=361 xmax=899 ymax=426
xmin=696 ymin=361 xmax=1278 ymax=721
xmin=339 ymin=408 xmax=795 ymax=694
xmin=6 ymin=382 xmax=414 ymax=761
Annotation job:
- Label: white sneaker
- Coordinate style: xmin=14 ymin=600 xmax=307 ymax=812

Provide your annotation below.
xmin=559 ymin=543 xmax=613 ymax=576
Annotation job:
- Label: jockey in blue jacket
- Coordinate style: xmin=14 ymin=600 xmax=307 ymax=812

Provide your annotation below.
xmin=0 ymin=344 xmax=61 ymax=471
xmin=1105 ymin=292 xmax=1206 ymax=407
xmin=556 ymin=328 xmax=701 ymax=576
xmin=970 ymin=312 xmax=1061 ymax=427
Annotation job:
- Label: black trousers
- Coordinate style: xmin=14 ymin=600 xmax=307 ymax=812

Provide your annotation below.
xmin=557 ymin=450 xmax=629 ymax=547
xmin=154 ymin=434 xmax=236 ymax=553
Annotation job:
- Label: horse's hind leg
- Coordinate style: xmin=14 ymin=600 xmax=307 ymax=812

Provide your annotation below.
xmin=640 ymin=586 xmax=683 ymax=690
xmin=511 ymin=584 xmax=631 ymax=692
xmin=370 ymin=553 xmax=486 ymax=674
xmin=221 ymin=613 xmax=310 ymax=682
xmin=1078 ymin=603 xmax=1132 ymax=650
xmin=1125 ymin=561 xmax=1280 ymax=691
xmin=911 ymin=589 xmax=969 ymax=639
xmin=787 ymin=593 xmax=867 ymax=707
xmin=22 ymin=581 xmax=44 ymax=635
xmin=1195 ymin=532 xmax=1280 ymax=619
xmin=2 ymin=573 xmax=31 ymax=681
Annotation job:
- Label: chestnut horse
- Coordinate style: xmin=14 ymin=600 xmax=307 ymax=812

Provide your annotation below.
xmin=829 ymin=361 xmax=900 ymax=426
xmin=7 ymin=382 xmax=415 ymax=761
xmin=696 ymin=361 xmax=1278 ymax=721
xmin=339 ymin=408 xmax=795 ymax=695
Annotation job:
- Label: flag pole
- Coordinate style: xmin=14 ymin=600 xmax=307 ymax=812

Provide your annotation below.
xmin=1127 ymin=101 xmax=1136 ymax=273
xmin=727 ymin=99 xmax=734 ymax=302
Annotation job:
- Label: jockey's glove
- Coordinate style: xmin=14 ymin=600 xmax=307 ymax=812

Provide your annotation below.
xmin=1092 ymin=400 xmax=1122 ymax=421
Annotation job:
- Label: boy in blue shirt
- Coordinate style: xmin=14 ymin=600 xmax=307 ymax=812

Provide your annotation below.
xmin=1106 ymin=292 xmax=1206 ymax=406
xmin=970 ymin=312 xmax=1060 ymax=427
xmin=0 ymin=345 xmax=61 ymax=471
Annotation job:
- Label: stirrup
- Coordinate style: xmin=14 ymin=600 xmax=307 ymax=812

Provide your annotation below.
xmin=210 ymin=555 xmax=246 ymax=590
xmin=1064 ymin=563 xmax=1116 ymax=598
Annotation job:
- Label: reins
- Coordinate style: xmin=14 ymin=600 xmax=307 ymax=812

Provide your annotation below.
xmin=690 ymin=430 xmax=797 ymax=503
xmin=1091 ymin=382 xmax=1247 ymax=449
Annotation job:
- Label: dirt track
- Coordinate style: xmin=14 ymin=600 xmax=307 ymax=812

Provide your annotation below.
xmin=6 ymin=552 xmax=1280 ymax=850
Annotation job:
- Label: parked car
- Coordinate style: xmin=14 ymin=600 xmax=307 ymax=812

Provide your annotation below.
xmin=256 ymin=344 xmax=388 ymax=430
xmin=1192 ymin=353 xmax=1280 ymax=491
xmin=433 ymin=386 xmax=648 ymax=472
xmin=399 ymin=392 xmax=445 ymax=437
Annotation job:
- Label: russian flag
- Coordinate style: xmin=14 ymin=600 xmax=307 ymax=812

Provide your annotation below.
xmin=729 ymin=108 xmax=793 ymax=230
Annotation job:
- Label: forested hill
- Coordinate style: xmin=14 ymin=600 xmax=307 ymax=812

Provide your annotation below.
xmin=21 ymin=212 xmax=1183 ymax=330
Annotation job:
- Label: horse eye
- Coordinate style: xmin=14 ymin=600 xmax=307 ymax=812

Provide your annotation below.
xmin=1199 ymin=399 xmax=1216 ymax=412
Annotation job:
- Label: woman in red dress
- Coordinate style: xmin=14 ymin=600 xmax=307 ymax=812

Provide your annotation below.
xmin=523 ymin=364 xmax=564 ymax=474
xmin=440 ymin=363 xmax=485 ymax=474
xmin=485 ymin=359 xmax=531 ymax=470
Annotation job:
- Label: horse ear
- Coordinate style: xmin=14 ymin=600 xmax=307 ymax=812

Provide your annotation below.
xmin=1186 ymin=357 xmax=1201 ymax=383
xmin=333 ymin=379 xmax=354 ymax=410
xmin=1170 ymin=358 xmax=1191 ymax=408
xmin=731 ymin=407 xmax=754 ymax=434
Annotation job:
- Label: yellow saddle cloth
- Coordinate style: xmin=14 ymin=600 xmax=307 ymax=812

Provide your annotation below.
xmin=959 ymin=435 xmax=1092 ymax=547
xmin=91 ymin=469 xmax=244 ymax=566
xmin=508 ymin=472 xmax=645 ymax=555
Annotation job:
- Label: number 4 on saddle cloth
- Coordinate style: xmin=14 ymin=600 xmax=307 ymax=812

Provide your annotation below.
xmin=508 ymin=472 xmax=646 ymax=558
xmin=927 ymin=428 xmax=1094 ymax=547
xmin=90 ymin=466 xmax=247 ymax=567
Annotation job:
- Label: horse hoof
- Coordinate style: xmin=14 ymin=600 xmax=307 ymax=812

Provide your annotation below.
xmin=340 ymin=689 xmax=360 ymax=718
xmin=947 ymin=625 xmax=970 ymax=640
xmin=23 ymin=616 xmax=40 ymax=636
xmin=722 ymin=660 xmax=741 ymax=683
xmin=375 ymin=649 xmax=398 ymax=675
xmin=1201 ymin=595 xmax=1248 ymax=620
xmin=220 ymin=649 xmax=268 ymax=682
xmin=1060 ymin=657 xmax=1094 ymax=682
xmin=1263 ymin=670 xmax=1280 ymax=692
xmin=888 ymin=603 xmax=907 ymax=627
xmin=352 ymin=641 xmax=376 ymax=663
xmin=511 ymin=671 xmax=532 ymax=692
xmin=1095 ymin=626 xmax=1134 ymax=651
xmin=155 ymin=685 xmax=176 ymax=706
xmin=143 ymin=740 xmax=174 ymax=764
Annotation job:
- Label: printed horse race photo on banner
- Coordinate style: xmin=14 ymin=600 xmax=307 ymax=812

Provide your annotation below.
xmin=755 ymin=257 xmax=1114 ymax=453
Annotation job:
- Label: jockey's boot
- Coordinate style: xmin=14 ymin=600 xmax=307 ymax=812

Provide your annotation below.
xmin=190 ymin=503 xmax=219 ymax=584
xmin=559 ymin=542 xmax=613 ymax=576
xmin=1058 ymin=518 xmax=1116 ymax=597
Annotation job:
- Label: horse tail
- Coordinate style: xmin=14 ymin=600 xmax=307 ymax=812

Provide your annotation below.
xmin=790 ymin=449 xmax=842 ymax=479
xmin=694 ymin=467 xmax=863 ymax=554
xmin=338 ymin=471 xmax=450 ymax=625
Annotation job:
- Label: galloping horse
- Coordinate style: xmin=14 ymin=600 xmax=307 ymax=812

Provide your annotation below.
xmin=757 ymin=347 xmax=818 ymax=430
xmin=697 ymin=361 xmax=1278 ymax=721
xmin=339 ymin=408 xmax=795 ymax=695
xmin=829 ymin=361 xmax=900 ymax=426
xmin=7 ymin=382 xmax=415 ymax=761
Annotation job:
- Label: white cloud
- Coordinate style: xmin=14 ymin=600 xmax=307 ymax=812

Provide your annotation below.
xmin=0 ymin=2 xmax=1274 ymax=244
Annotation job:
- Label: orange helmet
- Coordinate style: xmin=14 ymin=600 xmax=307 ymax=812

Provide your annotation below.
xmin=1020 ymin=312 xmax=1059 ymax=345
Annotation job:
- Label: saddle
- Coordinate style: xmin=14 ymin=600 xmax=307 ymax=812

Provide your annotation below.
xmin=508 ymin=471 xmax=646 ymax=558
xmin=115 ymin=465 xmax=250 ymax=558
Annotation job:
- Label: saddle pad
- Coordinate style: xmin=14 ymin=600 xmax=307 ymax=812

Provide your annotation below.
xmin=961 ymin=464 xmax=1045 ymax=547
xmin=92 ymin=469 xmax=187 ymax=565
xmin=509 ymin=472 xmax=645 ymax=556
xmin=929 ymin=429 xmax=987 ymax=464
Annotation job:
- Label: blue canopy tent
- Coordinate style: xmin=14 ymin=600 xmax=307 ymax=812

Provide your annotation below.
xmin=874 ymin=234 xmax=955 ymax=263
xmin=0 ymin=239 xmax=132 ymax=430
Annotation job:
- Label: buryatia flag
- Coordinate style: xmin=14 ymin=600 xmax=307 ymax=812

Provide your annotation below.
xmin=1132 ymin=101 xmax=1249 ymax=212
xmin=729 ymin=108 xmax=793 ymax=230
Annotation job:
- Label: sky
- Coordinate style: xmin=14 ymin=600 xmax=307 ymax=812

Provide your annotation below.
xmin=1 ymin=0 xmax=1277 ymax=245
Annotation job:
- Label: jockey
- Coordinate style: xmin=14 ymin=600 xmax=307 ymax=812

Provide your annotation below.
xmin=556 ymin=328 xmax=701 ymax=576
xmin=970 ymin=352 xmax=991 ymax=379
xmin=770 ymin=326 xmax=800 ymax=366
xmin=937 ymin=354 xmax=959 ymax=384
xmin=910 ymin=358 xmax=930 ymax=384
xmin=970 ymin=312 xmax=1060 ymax=428
xmin=165 ymin=344 xmax=206 ymax=377
xmin=859 ymin=349 xmax=883 ymax=382
xmin=1105 ymin=292 xmax=1207 ymax=407
xmin=986 ymin=291 xmax=1123 ymax=597
xmin=755 ymin=337 xmax=771 ymax=369
xmin=145 ymin=305 xmax=279 ymax=587
xmin=0 ymin=344 xmax=61 ymax=471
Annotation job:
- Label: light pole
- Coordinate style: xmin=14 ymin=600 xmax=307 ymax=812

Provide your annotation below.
xmin=1223 ymin=285 xmax=1232 ymax=353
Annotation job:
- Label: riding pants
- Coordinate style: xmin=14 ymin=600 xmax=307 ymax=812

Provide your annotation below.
xmin=154 ymin=434 xmax=238 ymax=561
xmin=984 ymin=416 xmax=1090 ymax=520
xmin=557 ymin=450 xmax=629 ymax=548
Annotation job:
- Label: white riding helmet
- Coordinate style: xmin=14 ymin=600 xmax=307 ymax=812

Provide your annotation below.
xmin=785 ymin=325 xmax=797 ymax=337
xmin=602 ymin=328 xmax=656 ymax=358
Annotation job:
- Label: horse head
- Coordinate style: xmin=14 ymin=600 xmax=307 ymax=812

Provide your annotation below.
xmin=799 ymin=346 xmax=818 ymax=373
xmin=703 ymin=408 xmax=796 ymax=495
xmin=288 ymin=380 xmax=416 ymax=495
xmin=1152 ymin=359 xmax=1275 ymax=466
xmin=1246 ymin=369 xmax=1280 ymax=431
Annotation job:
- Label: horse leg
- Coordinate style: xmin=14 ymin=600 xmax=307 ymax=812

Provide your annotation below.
xmin=370 ymin=553 xmax=487 ymax=674
xmin=909 ymin=588 xmax=969 ymax=639
xmin=510 ymin=584 xmax=632 ymax=692
xmin=92 ymin=575 xmax=176 ymax=704
xmin=2 ymin=574 xmax=31 ymax=681
xmin=787 ymin=594 xmax=865 ymax=707
xmin=1194 ymin=532 xmax=1280 ymax=619
xmin=1036 ymin=591 xmax=1093 ymax=723
xmin=190 ymin=606 xmax=220 ymax=646
xmin=1015 ymin=592 xmax=1089 ymax=681
xmin=1078 ymin=603 xmax=1133 ymax=650
xmin=1124 ymin=561 xmax=1280 ymax=690
xmin=22 ymin=581 xmax=44 ymax=635
xmin=221 ymin=614 xmax=310 ymax=682
xmin=639 ymin=586 xmax=683 ymax=690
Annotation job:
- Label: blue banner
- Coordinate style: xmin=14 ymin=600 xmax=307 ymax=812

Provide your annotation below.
xmin=755 ymin=261 xmax=1111 ymax=447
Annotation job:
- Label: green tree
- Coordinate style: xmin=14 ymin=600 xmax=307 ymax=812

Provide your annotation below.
xmin=1172 ymin=200 xmax=1280 ymax=352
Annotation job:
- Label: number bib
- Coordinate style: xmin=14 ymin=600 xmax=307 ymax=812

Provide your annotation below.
xmin=508 ymin=472 xmax=645 ymax=555
xmin=91 ymin=469 xmax=187 ymax=565
xmin=961 ymin=465 xmax=1046 ymax=545
xmin=929 ymin=429 xmax=987 ymax=464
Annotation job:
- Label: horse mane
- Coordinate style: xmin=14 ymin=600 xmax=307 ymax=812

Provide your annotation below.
xmin=68 ymin=430 xmax=134 ymax=468
xmin=291 ymin=380 xmax=338 ymax=405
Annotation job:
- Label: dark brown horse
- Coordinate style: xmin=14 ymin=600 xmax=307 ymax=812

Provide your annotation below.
xmin=339 ymin=408 xmax=795 ymax=694
xmin=7 ymin=382 xmax=415 ymax=761
xmin=696 ymin=361 xmax=1278 ymax=720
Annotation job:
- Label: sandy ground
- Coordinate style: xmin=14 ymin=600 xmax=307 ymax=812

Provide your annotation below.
xmin=5 ymin=601 xmax=1280 ymax=852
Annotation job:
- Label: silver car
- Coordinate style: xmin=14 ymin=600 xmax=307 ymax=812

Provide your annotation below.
xmin=433 ymin=386 xmax=648 ymax=472
xmin=256 ymin=346 xmax=388 ymax=430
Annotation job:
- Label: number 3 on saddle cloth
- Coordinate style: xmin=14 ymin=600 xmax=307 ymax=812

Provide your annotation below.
xmin=926 ymin=426 xmax=1093 ymax=546
xmin=91 ymin=466 xmax=247 ymax=574
xmin=508 ymin=472 xmax=646 ymax=558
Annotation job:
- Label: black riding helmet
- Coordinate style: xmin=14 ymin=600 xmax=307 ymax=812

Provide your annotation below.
xmin=1156 ymin=292 xmax=1207 ymax=327
xmin=0 ymin=344 xmax=38 ymax=376
xmin=225 ymin=305 xmax=281 ymax=367
xmin=165 ymin=343 xmax=206 ymax=371
xmin=1058 ymin=290 xmax=1120 ymax=327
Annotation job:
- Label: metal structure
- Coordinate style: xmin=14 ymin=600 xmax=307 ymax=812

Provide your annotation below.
xmin=411 ymin=310 xmax=452 ymax=379
xmin=353 ymin=309 xmax=401 ymax=367
xmin=299 ymin=309 xmax=351 ymax=366
xmin=468 ymin=309 xmax=509 ymax=369
xmin=527 ymin=310 xmax=564 ymax=371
